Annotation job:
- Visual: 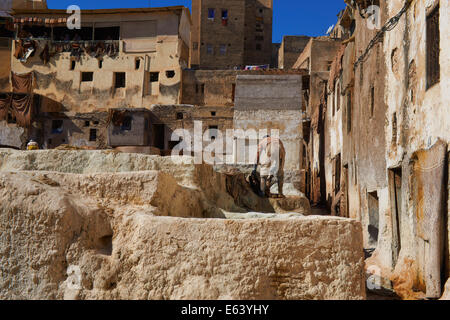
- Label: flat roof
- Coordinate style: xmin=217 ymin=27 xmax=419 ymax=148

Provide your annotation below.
xmin=12 ymin=6 xmax=186 ymax=15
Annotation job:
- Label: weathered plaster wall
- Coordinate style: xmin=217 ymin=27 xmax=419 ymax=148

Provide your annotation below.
xmin=297 ymin=38 xmax=341 ymax=205
xmin=278 ymin=36 xmax=310 ymax=70
xmin=293 ymin=39 xmax=342 ymax=73
xmin=380 ymin=0 xmax=450 ymax=299
xmin=108 ymin=111 xmax=150 ymax=147
xmin=150 ymin=104 xmax=234 ymax=153
xmin=181 ymin=69 xmax=305 ymax=107
xmin=310 ymin=40 xmax=343 ymax=73
xmin=0 ymin=122 xmax=26 ymax=148
xmin=40 ymin=113 xmax=108 ymax=149
xmin=324 ymin=95 xmax=343 ymax=200
xmin=181 ymin=70 xmax=238 ymax=107
xmin=352 ymin=9 xmax=388 ymax=253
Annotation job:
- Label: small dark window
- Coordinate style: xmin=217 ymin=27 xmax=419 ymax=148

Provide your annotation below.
xmin=121 ymin=116 xmax=132 ymax=131
xmin=150 ymin=72 xmax=159 ymax=82
xmin=336 ymin=84 xmax=341 ymax=111
xmin=7 ymin=112 xmax=16 ymax=124
xmin=207 ymin=44 xmax=214 ymax=55
xmin=332 ymin=82 xmax=336 ymax=116
xmin=370 ymin=86 xmax=375 ymax=117
xmin=327 ymin=61 xmax=333 ymax=71
xmin=84 ymin=121 xmax=90 ymax=127
xmin=209 ymin=125 xmax=218 ymax=140
xmin=89 ymin=129 xmax=97 ymax=141
xmin=256 ymin=43 xmax=262 ymax=51
xmin=51 ymin=120 xmax=63 ymax=134
xmin=114 ymin=72 xmax=126 ymax=88
xmin=426 ymin=4 xmax=440 ymax=89
xmin=334 ymin=153 xmax=341 ymax=194
xmin=196 ymin=84 xmax=205 ymax=95
xmin=208 ymin=8 xmax=215 ymax=20
xmin=81 ymin=72 xmax=93 ymax=82
xmin=176 ymin=112 xmax=183 ymax=120
xmin=368 ymin=191 xmax=380 ymax=248
xmin=93 ymin=121 xmax=99 ymax=125
xmin=347 ymin=92 xmax=352 ymax=133
xmin=70 ymin=60 xmax=76 ymax=70
xmin=222 ymin=10 xmax=228 ymax=19
xmin=222 ymin=10 xmax=228 ymax=25
xmin=392 ymin=112 xmax=397 ymax=144
xmin=220 ymin=44 xmax=227 ymax=55
xmin=98 ymin=59 xmax=103 ymax=69
xmin=93 ymin=26 xmax=120 ymax=40
xmin=135 ymin=58 xmax=141 ymax=70
xmin=255 ymin=36 xmax=264 ymax=41
xmin=166 ymin=70 xmax=175 ymax=78
xmin=232 ymin=83 xmax=236 ymax=102
xmin=211 ymin=111 xmax=216 ymax=117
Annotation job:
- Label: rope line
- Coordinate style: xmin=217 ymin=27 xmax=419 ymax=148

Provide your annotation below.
xmin=354 ymin=0 xmax=412 ymax=70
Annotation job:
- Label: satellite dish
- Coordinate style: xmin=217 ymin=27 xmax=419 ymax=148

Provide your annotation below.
xmin=326 ymin=24 xmax=335 ymax=35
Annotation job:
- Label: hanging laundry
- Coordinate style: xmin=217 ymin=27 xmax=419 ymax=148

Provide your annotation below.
xmin=11 ymin=72 xmax=33 ymax=94
xmin=0 ymin=94 xmax=12 ymax=122
xmin=11 ymin=93 xmax=33 ymax=127
xmin=0 ymin=93 xmax=34 ymax=127
xmin=14 ymin=40 xmax=24 ymax=60
xmin=39 ymin=43 xmax=50 ymax=65
xmin=70 ymin=43 xmax=83 ymax=61
xmin=14 ymin=39 xmax=37 ymax=62
xmin=94 ymin=41 xmax=106 ymax=59
xmin=106 ymin=41 xmax=119 ymax=58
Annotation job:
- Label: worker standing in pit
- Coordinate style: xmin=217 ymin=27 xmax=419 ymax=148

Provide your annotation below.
xmin=253 ymin=135 xmax=286 ymax=198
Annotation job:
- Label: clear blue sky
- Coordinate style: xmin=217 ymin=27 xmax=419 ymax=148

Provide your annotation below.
xmin=48 ymin=0 xmax=346 ymax=43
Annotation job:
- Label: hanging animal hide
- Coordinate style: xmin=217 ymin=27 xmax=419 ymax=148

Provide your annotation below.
xmin=11 ymin=93 xmax=33 ymax=127
xmin=0 ymin=93 xmax=12 ymax=121
xmin=11 ymin=71 xmax=33 ymax=93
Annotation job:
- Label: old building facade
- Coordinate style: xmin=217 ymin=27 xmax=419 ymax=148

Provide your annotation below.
xmin=293 ymin=38 xmax=342 ymax=204
xmin=278 ymin=35 xmax=310 ymax=70
xmin=0 ymin=5 xmax=192 ymax=150
xmin=310 ymin=0 xmax=449 ymax=299
xmin=190 ymin=0 xmax=273 ymax=69
xmin=10 ymin=6 xmax=191 ymax=111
